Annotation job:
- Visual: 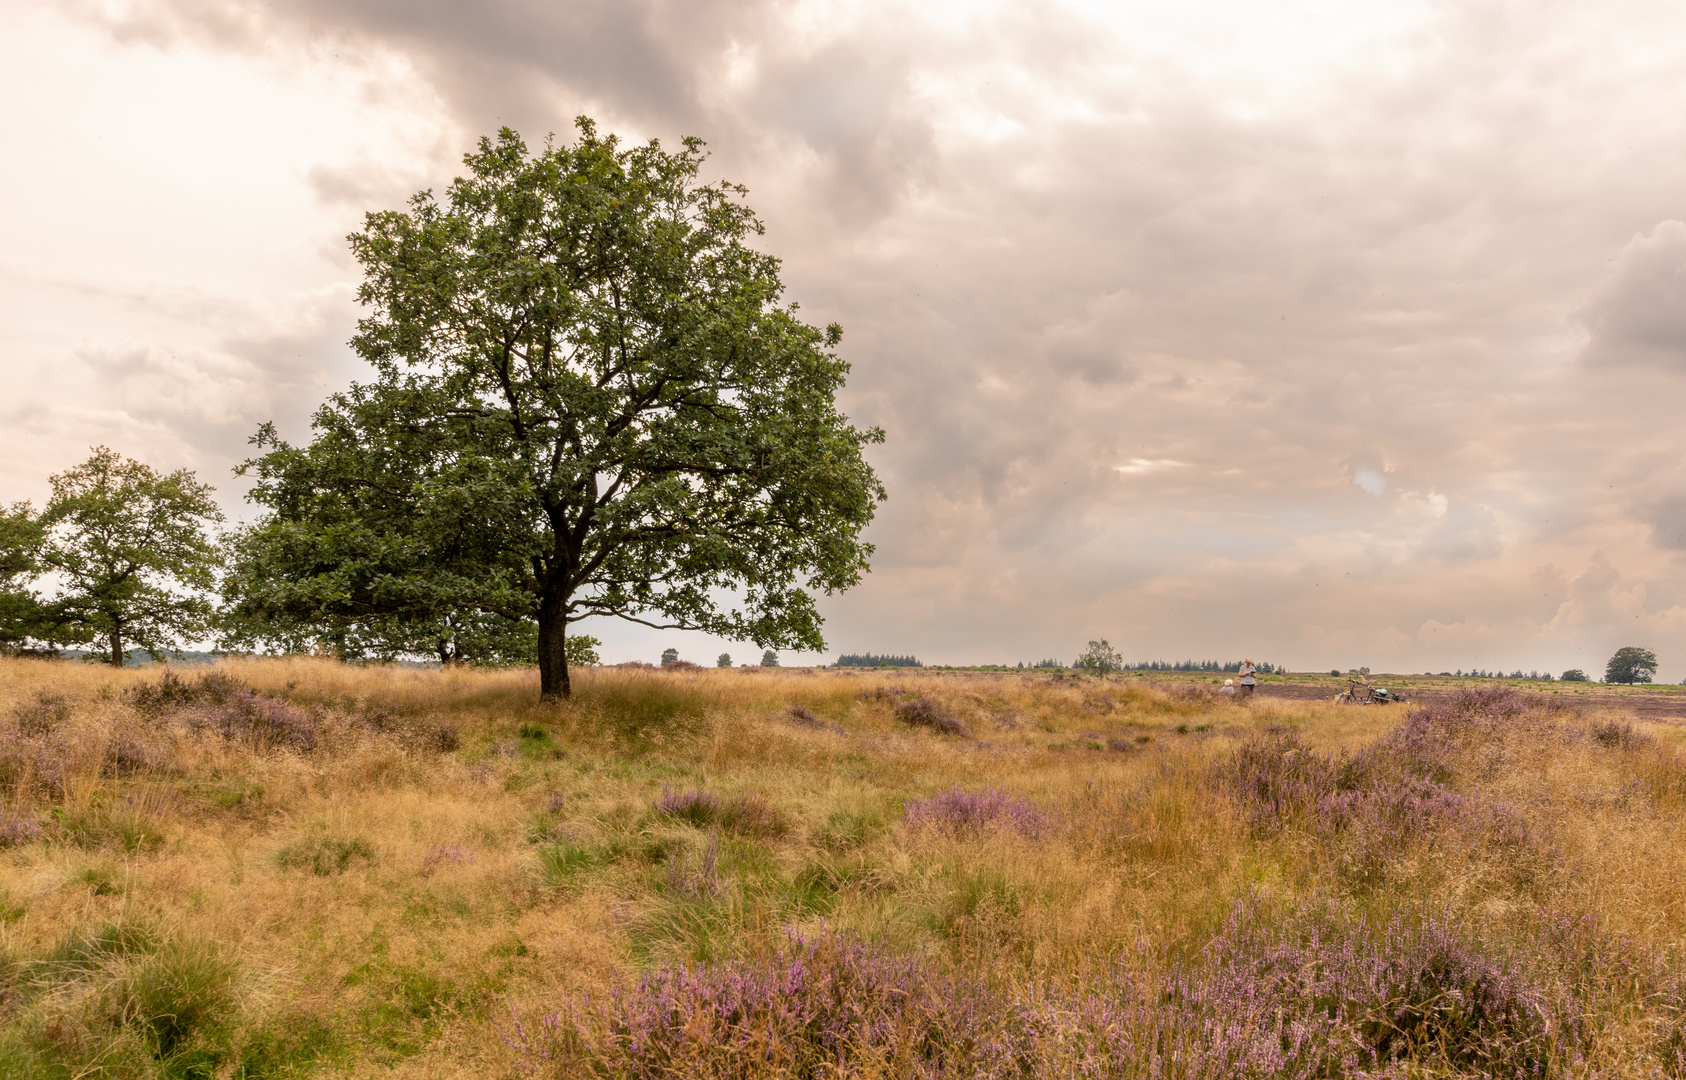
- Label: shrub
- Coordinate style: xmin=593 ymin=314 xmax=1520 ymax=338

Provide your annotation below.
xmin=0 ymin=811 xmax=40 ymax=849
xmin=128 ymin=669 xmax=320 ymax=751
xmin=656 ymin=787 xmax=719 ymax=827
xmin=1590 ymin=718 xmax=1651 ymax=751
xmin=184 ymin=689 xmax=319 ymax=752
xmin=904 ymin=787 xmax=1048 ymax=839
xmin=507 ymin=930 xmax=1034 ymax=1078
xmin=102 ymin=734 xmax=163 ymax=777
xmin=785 ymin=703 xmax=843 ymax=734
xmin=125 ymin=669 xmax=246 ymax=714
xmin=657 ymin=788 xmax=785 ymax=838
xmin=1094 ymin=901 xmax=1571 ymax=1077
xmin=11 ymin=691 xmax=70 ymax=736
xmin=892 ymin=697 xmax=968 ymax=736
xmin=1212 ymin=728 xmax=1344 ymax=835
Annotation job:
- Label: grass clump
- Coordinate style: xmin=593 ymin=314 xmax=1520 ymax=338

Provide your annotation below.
xmin=276 ymin=836 xmax=376 ymax=876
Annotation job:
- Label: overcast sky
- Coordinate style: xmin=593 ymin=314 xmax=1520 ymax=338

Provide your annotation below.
xmin=5 ymin=0 xmax=1686 ymax=675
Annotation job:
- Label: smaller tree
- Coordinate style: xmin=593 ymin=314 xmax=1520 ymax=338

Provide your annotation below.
xmin=1604 ymin=646 xmax=1658 ymax=685
xmin=1560 ymin=668 xmax=1588 ymax=683
xmin=761 ymin=649 xmax=780 ymax=668
xmin=40 ymin=447 xmax=223 ymax=666
xmin=1073 ymin=639 xmax=1122 ymax=675
xmin=717 ymin=653 xmax=732 ymax=668
xmin=661 ymin=647 xmax=680 ymax=668
xmin=1 ymin=502 xmax=52 ymax=652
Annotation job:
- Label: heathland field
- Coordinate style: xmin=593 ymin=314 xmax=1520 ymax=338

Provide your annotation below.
xmin=2 ymin=660 xmax=1685 ymax=1077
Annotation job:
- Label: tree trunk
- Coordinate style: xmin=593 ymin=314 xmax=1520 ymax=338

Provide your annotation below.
xmin=108 ymin=630 xmax=124 ymax=667
xmin=537 ymin=590 xmax=571 ymax=700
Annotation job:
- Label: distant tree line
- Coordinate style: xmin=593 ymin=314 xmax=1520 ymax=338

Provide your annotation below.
xmin=1126 ymin=659 xmax=1282 ymax=674
xmin=835 ymin=653 xmax=921 ymax=668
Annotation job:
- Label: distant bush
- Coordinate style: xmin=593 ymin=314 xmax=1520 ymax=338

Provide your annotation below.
xmin=835 ymin=653 xmax=921 ymax=667
xmin=1558 ymin=668 xmax=1588 ymax=682
xmin=1073 ymin=639 xmax=1122 ymax=673
xmin=892 ymin=697 xmax=968 ymax=736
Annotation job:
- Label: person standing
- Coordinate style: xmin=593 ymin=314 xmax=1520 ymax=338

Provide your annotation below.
xmin=1238 ymin=658 xmax=1257 ymax=699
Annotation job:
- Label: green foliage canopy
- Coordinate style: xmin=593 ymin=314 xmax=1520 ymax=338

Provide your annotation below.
xmin=1604 ymin=646 xmax=1657 ymax=685
xmin=0 ymin=501 xmax=51 ymax=652
xmin=39 ymin=447 xmax=223 ymax=665
xmin=223 ymin=122 xmax=884 ymax=698
xmin=1073 ymin=639 xmax=1123 ymax=674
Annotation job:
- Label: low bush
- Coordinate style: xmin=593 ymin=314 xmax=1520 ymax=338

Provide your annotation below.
xmin=0 ymin=811 xmax=40 ymax=849
xmin=11 ymin=691 xmax=70 ymax=736
xmin=892 ymin=697 xmax=969 ymax=736
xmin=904 ymin=787 xmax=1048 ymax=839
xmin=508 ymin=930 xmax=1034 ymax=1078
xmin=657 ymin=789 xmax=786 ymax=838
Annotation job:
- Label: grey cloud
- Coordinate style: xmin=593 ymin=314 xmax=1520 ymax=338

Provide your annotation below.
xmin=1646 ymin=498 xmax=1686 ymax=551
xmin=1580 ymin=220 xmax=1686 ymax=370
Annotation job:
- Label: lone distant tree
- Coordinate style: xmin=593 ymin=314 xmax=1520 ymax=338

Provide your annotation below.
xmin=1560 ymin=668 xmax=1589 ymax=683
xmin=661 ymin=647 xmax=680 ymax=667
xmin=717 ymin=652 xmax=732 ymax=668
xmin=224 ymin=122 xmax=884 ymax=699
xmin=1605 ymin=646 xmax=1658 ymax=685
xmin=761 ymin=649 xmax=779 ymax=668
xmin=1074 ymin=639 xmax=1122 ymax=675
xmin=40 ymin=447 xmax=223 ymax=666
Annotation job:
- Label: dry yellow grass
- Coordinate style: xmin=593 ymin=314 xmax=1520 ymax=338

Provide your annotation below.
xmin=1 ymin=658 xmax=1683 ymax=1077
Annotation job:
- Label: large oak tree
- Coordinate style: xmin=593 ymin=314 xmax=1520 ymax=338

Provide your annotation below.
xmin=224 ymin=122 xmax=885 ymax=698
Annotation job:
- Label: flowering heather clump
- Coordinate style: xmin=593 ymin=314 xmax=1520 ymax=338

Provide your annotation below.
xmin=507 ymin=930 xmax=1037 ymax=1079
xmin=126 ymin=669 xmax=320 ymax=752
xmin=904 ymin=787 xmax=1049 ymax=839
xmin=656 ymin=788 xmax=785 ymax=838
xmin=12 ymin=690 xmax=71 ymax=736
xmin=893 ymin=697 xmax=970 ymax=736
xmin=184 ymin=689 xmax=319 ymax=752
xmin=657 ymin=787 xmax=720 ymax=827
xmin=102 ymin=734 xmax=164 ymax=777
xmin=1098 ymin=901 xmax=1573 ymax=1078
xmin=0 ymin=810 xmax=41 ymax=848
xmin=126 ymin=669 xmax=246 ymax=714
xmin=421 ymin=843 xmax=475 ymax=869
xmin=1212 ymin=728 xmax=1346 ymax=835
